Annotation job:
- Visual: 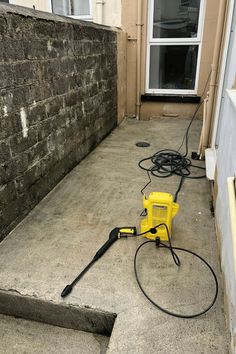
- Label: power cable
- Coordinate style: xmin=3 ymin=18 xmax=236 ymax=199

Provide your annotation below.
xmin=133 ymin=224 xmax=218 ymax=319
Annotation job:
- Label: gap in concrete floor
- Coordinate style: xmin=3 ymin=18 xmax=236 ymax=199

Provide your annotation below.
xmin=0 ymin=288 xmax=117 ymax=335
xmin=0 ymin=118 xmax=229 ymax=353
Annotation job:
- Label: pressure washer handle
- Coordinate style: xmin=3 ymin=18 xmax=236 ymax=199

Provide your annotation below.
xmin=61 ymin=227 xmax=136 ymax=298
xmin=93 ymin=228 xmax=119 ymax=261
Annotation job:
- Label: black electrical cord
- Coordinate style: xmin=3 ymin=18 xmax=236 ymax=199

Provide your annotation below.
xmin=138 ymin=149 xmax=206 ymax=197
xmin=177 ymin=71 xmax=211 ymax=156
xmin=133 ymin=224 xmax=218 ymax=318
xmin=177 ymin=100 xmax=204 ymax=157
xmin=174 ymin=175 xmax=185 ymax=203
xmin=140 ymin=150 xmax=206 ymax=179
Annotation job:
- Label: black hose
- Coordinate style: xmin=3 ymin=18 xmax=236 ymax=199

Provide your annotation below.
xmin=134 ymin=239 xmax=218 ymax=318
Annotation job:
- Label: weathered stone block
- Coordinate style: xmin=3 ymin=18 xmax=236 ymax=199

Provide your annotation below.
xmin=45 ymin=96 xmax=63 ymax=118
xmin=0 ymin=63 xmax=13 ymax=89
xmin=10 ymin=128 xmax=38 ymax=156
xmin=8 ymin=14 xmax=34 ymax=39
xmin=20 ymin=61 xmax=37 ymax=83
xmin=0 ymin=153 xmax=28 ymax=185
xmin=27 ymin=103 xmax=47 ymax=125
xmin=0 ymin=141 xmax=11 ymax=163
xmin=0 ymin=15 xmax=7 ymax=36
xmin=34 ymin=21 xmax=58 ymax=40
xmin=0 ymin=182 xmax=16 ymax=207
xmin=0 ymin=193 xmax=30 ymax=238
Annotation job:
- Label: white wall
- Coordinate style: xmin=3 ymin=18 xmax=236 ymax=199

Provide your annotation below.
xmin=92 ymin=0 xmax=121 ymax=27
xmin=215 ymin=6 xmax=236 ymax=350
xmin=9 ymin=0 xmax=52 ymax=11
xmin=216 ymin=89 xmax=236 ymax=352
xmin=9 ymin=0 xmax=122 ymax=26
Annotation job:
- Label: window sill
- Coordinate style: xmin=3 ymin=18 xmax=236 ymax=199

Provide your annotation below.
xmin=141 ymin=94 xmax=201 ymax=103
xmin=67 ymin=15 xmax=93 ymax=21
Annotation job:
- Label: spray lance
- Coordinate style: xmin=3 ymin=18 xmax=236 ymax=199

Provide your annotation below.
xmin=61 ymin=227 xmax=136 ymax=297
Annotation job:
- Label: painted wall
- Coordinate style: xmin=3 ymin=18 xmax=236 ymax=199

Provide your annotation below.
xmin=9 ymin=0 xmax=122 ymax=26
xmin=10 ymin=0 xmax=52 ymax=12
xmin=216 ymin=91 xmax=236 ymax=353
xmin=214 ymin=8 xmax=236 ymax=350
xmin=93 ymin=0 xmax=122 ymax=27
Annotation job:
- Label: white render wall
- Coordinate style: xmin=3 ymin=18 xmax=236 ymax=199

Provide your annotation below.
xmin=92 ymin=0 xmax=122 ymax=27
xmin=215 ymin=12 xmax=236 ymax=350
xmin=216 ymin=90 xmax=236 ymax=335
xmin=8 ymin=0 xmax=122 ymax=26
xmin=9 ymin=0 xmax=52 ymax=12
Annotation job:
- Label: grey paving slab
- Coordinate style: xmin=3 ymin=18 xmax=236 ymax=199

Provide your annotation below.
xmin=0 ymin=118 xmax=229 ymax=353
xmin=0 ymin=314 xmax=109 ymax=354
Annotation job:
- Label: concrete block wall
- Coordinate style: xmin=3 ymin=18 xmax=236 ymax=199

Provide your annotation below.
xmin=0 ymin=5 xmax=117 ymax=241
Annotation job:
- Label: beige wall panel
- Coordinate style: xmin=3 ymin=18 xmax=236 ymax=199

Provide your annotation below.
xmin=141 ymin=102 xmax=202 ymax=120
xmin=126 ymin=41 xmax=137 ymax=115
xmin=197 ymin=0 xmax=220 ymax=96
xmin=121 ymin=0 xmax=137 ymax=36
xmin=141 ymin=0 xmax=148 ymax=94
xmin=204 ymin=0 xmax=221 ymax=21
xmin=121 ymin=0 xmax=138 ymax=116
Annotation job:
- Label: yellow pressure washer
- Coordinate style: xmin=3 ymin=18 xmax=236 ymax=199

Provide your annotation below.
xmin=61 ymin=193 xmax=179 ymax=297
xmin=140 ymin=192 xmax=179 ymax=241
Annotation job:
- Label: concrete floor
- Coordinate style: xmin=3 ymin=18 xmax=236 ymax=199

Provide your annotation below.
xmin=0 ymin=314 xmax=109 ymax=354
xmin=0 ymin=118 xmax=229 ymax=353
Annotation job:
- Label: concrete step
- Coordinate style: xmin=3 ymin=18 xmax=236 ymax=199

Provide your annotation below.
xmin=0 ymin=314 xmax=109 ymax=354
xmin=0 ymin=287 xmax=116 ymax=335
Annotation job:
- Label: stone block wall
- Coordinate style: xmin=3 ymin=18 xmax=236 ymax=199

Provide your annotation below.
xmin=0 ymin=5 xmax=117 ymax=240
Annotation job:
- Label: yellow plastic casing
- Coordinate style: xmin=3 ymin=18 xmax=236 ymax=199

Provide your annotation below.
xmin=140 ymin=192 xmax=179 ymax=241
xmin=118 ymin=227 xmax=136 ymax=238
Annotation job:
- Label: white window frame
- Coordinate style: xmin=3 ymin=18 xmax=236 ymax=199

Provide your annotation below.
xmin=51 ymin=0 xmax=93 ymax=21
xmin=146 ymin=0 xmax=206 ymax=95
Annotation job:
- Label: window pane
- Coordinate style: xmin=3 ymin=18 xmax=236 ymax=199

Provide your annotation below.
xmin=153 ymin=0 xmax=201 ymax=38
xmin=149 ymin=45 xmax=198 ymax=90
xmin=71 ymin=0 xmax=90 ymax=16
xmin=52 ymin=0 xmax=90 ymax=16
xmin=52 ymin=0 xmax=69 ymax=16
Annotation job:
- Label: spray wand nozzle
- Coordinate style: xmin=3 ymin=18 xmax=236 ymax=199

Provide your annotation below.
xmin=61 ymin=227 xmax=136 ymax=298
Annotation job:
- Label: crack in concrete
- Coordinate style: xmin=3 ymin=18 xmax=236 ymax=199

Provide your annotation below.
xmin=0 ymin=288 xmax=39 ymax=298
